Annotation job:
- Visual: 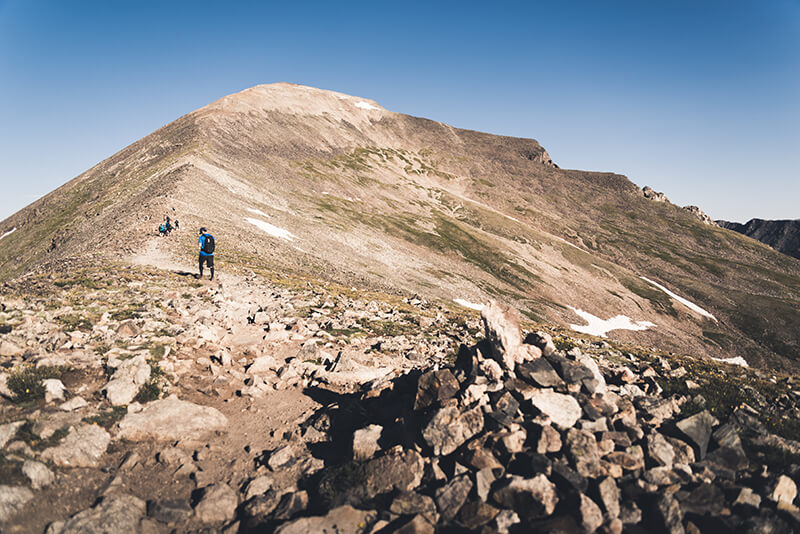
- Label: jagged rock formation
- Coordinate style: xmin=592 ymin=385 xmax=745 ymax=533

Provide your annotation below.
xmin=641 ymin=186 xmax=669 ymax=203
xmin=718 ymin=218 xmax=800 ymax=260
xmin=682 ymin=205 xmax=717 ymax=226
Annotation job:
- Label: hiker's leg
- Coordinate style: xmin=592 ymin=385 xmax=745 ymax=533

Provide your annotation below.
xmin=198 ymin=255 xmax=204 ymax=278
xmin=209 ymin=256 xmax=215 ymax=280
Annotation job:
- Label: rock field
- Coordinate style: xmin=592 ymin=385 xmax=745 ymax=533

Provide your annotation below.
xmin=2 ymin=261 xmax=800 ymax=533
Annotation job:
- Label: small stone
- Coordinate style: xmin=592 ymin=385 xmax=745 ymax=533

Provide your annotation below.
xmin=530 ymin=390 xmax=581 ymax=429
xmin=476 ymin=468 xmax=498 ymax=502
xmin=535 ymin=424 xmax=563 ymax=454
xmin=268 ymin=443 xmax=300 ymax=470
xmin=23 ymin=460 xmax=55 ymax=489
xmin=0 ymin=485 xmax=34 ymax=522
xmin=457 ymin=500 xmax=500 ymax=529
xmin=0 ymin=421 xmax=24 ymax=449
xmin=771 ymin=475 xmax=797 ymax=505
xmin=579 ymin=493 xmax=604 ymax=533
xmin=147 ymin=499 xmax=192 ymax=523
xmin=59 ymin=396 xmax=88 ymax=411
xmin=435 ymin=475 xmax=473 ymax=522
xmin=733 ymin=487 xmax=761 ymax=509
xmin=43 ymin=379 xmax=66 ymax=403
xmin=353 ymin=424 xmax=383 ymax=460
xmin=41 ymin=423 xmax=110 ymax=468
xmin=390 ymin=514 xmax=435 ymax=534
xmin=194 ymin=483 xmax=238 ymax=523
xmin=565 ymin=428 xmax=603 ymax=477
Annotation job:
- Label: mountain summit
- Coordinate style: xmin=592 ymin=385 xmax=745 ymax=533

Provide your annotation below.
xmin=1 ymin=83 xmax=798 ymax=368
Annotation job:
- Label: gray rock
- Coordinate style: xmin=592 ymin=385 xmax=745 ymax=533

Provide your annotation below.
xmin=43 ymin=379 xmax=66 ymax=403
xmin=565 ymin=428 xmax=604 ymax=478
xmin=733 ymin=487 xmax=761 ymax=509
xmin=771 ymin=475 xmax=797 ymax=505
xmin=435 ymin=475 xmax=473 ymax=522
xmin=147 ymin=499 xmax=192 ymax=523
xmin=457 ymin=500 xmax=501 ymax=530
xmin=272 ymin=490 xmax=308 ymax=521
xmin=390 ymin=492 xmax=437 ymax=525
xmin=481 ymin=301 xmax=539 ymax=371
xmin=476 ymin=468 xmax=498 ymax=502
xmin=676 ymin=410 xmax=715 ymax=459
xmin=23 ymin=459 xmax=55 ymax=489
xmin=712 ymin=422 xmax=742 ymax=449
xmin=0 ymin=485 xmax=34 ymax=522
xmin=244 ymin=475 xmax=273 ymax=500
xmin=414 ymin=369 xmax=460 ymax=410
xmin=530 ymin=389 xmax=581 ymax=429
xmin=516 ymin=358 xmax=563 ymax=388
xmin=390 ymin=514 xmax=435 ymax=534
xmin=491 ymin=474 xmax=559 ymax=519
xmin=535 ymin=424 xmax=563 ymax=454
xmin=194 ymin=483 xmax=238 ymax=523
xmin=41 ymin=423 xmax=110 ymax=467
xmin=268 ymin=443 xmax=301 ymax=470
xmin=59 ymin=396 xmax=89 ymax=411
xmin=104 ymin=354 xmax=151 ymax=406
xmin=274 ymin=505 xmax=376 ymax=534
xmin=422 ymin=406 xmax=484 ymax=456
xmin=523 ymin=331 xmax=557 ymax=357
xmin=0 ymin=420 xmax=24 ymax=449
xmin=360 ymin=447 xmax=425 ymax=499
xmin=117 ymin=395 xmax=227 ymax=441
xmin=646 ymin=432 xmax=675 ymax=468
xmin=53 ymin=494 xmax=146 ymax=534
xmin=597 ymin=477 xmax=620 ymax=519
xmin=579 ymin=493 xmax=604 ymax=533
xmin=353 ymin=424 xmax=383 ymax=460
xmin=651 ymin=494 xmax=684 ymax=534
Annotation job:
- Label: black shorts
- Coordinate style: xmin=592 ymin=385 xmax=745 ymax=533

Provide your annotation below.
xmin=199 ymin=254 xmax=214 ymax=268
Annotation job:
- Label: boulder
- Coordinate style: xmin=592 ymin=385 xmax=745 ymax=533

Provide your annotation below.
xmin=117 ymin=395 xmax=227 ymax=441
xmin=435 ymin=475 xmax=473 ymax=522
xmin=390 ymin=492 xmax=438 ymax=525
xmin=481 ymin=301 xmax=539 ymax=371
xmin=353 ymin=424 xmax=383 ymax=460
xmin=194 ymin=483 xmax=238 ymax=523
xmin=457 ymin=500 xmax=500 ymax=530
xmin=360 ymin=447 xmax=425 ymax=499
xmin=579 ymin=493 xmax=604 ymax=533
xmin=771 ymin=475 xmax=797 ymax=505
xmin=41 ymin=423 xmax=110 ymax=468
xmin=23 ymin=459 xmax=55 ymax=489
xmin=147 ymin=499 xmax=192 ymax=524
xmin=43 ymin=379 xmax=66 ymax=403
xmin=523 ymin=331 xmax=557 ymax=357
xmin=676 ymin=410 xmax=715 ymax=459
xmin=0 ymin=420 xmax=24 ymax=448
xmin=52 ymin=494 xmax=145 ymax=534
xmin=422 ymin=406 xmax=484 ymax=456
xmin=516 ymin=358 xmax=564 ymax=388
xmin=0 ymin=485 xmax=34 ymax=522
xmin=104 ymin=354 xmax=151 ymax=406
xmin=529 ymin=390 xmax=581 ymax=429
xmin=491 ymin=474 xmax=559 ymax=519
xmin=414 ymin=369 xmax=459 ymax=410
xmin=646 ymin=432 xmax=675 ymax=468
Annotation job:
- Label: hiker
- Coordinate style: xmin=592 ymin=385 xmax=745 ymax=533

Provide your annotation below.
xmin=198 ymin=227 xmax=215 ymax=280
xmin=174 ymin=219 xmax=180 ymax=230
xmin=158 ymin=223 xmax=168 ymax=237
xmin=164 ymin=216 xmax=173 ymax=235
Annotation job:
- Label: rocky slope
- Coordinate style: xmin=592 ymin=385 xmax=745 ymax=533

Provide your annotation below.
xmin=1 ymin=260 xmax=800 ymax=533
xmin=718 ymin=219 xmax=800 ymax=261
xmin=0 ymin=83 xmax=798 ymax=368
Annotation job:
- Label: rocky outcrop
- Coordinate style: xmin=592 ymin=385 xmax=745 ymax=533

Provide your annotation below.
xmin=683 ymin=205 xmax=718 ymax=226
xmin=642 ymin=186 xmax=669 ymax=203
xmin=718 ymin=218 xmax=800 ymax=259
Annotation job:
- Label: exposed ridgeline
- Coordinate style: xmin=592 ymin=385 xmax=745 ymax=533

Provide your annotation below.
xmin=718 ymin=219 xmax=800 ymax=261
xmin=0 ymin=83 xmax=798 ymax=369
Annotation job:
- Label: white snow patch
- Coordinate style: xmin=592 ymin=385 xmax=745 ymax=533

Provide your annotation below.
xmin=245 ymin=218 xmax=294 ymax=241
xmin=569 ymin=307 xmax=656 ymax=338
xmin=0 ymin=227 xmax=17 ymax=241
xmin=355 ymin=101 xmax=380 ymax=111
xmin=640 ymin=277 xmax=717 ymax=321
xmin=454 ymin=299 xmax=485 ymax=311
xmin=710 ymin=356 xmax=749 ymax=368
xmin=247 ymin=208 xmax=268 ymax=217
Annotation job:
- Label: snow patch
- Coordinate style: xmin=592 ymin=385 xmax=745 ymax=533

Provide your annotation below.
xmin=454 ymin=299 xmax=485 ymax=311
xmin=245 ymin=218 xmax=294 ymax=241
xmin=0 ymin=227 xmax=17 ymax=241
xmin=355 ymin=101 xmax=380 ymax=111
xmin=247 ymin=208 xmax=268 ymax=217
xmin=640 ymin=277 xmax=717 ymax=321
xmin=569 ymin=307 xmax=655 ymax=338
xmin=710 ymin=356 xmax=749 ymax=368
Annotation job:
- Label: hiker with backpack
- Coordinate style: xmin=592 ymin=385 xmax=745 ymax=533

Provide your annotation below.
xmin=198 ymin=227 xmax=215 ymax=280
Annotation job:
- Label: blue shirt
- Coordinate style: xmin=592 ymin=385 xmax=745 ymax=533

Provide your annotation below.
xmin=199 ymin=234 xmax=214 ymax=256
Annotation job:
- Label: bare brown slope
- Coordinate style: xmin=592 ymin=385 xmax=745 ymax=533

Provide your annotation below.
xmin=1 ymin=83 xmax=798 ymax=368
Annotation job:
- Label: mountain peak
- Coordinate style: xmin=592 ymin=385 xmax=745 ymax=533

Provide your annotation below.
xmin=201 ymin=82 xmax=387 ymax=118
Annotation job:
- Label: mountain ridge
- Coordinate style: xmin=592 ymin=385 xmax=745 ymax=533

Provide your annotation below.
xmin=1 ymin=83 xmax=798 ymax=369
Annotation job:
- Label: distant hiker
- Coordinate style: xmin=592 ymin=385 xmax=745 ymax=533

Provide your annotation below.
xmin=158 ymin=223 xmax=168 ymax=237
xmin=174 ymin=219 xmax=180 ymax=230
xmin=198 ymin=227 xmax=215 ymax=280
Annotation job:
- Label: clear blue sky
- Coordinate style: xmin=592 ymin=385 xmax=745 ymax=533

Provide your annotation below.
xmin=1 ymin=0 xmax=798 ymax=222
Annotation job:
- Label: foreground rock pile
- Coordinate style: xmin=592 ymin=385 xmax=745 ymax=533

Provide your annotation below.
xmin=254 ymin=301 xmax=800 ymax=533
